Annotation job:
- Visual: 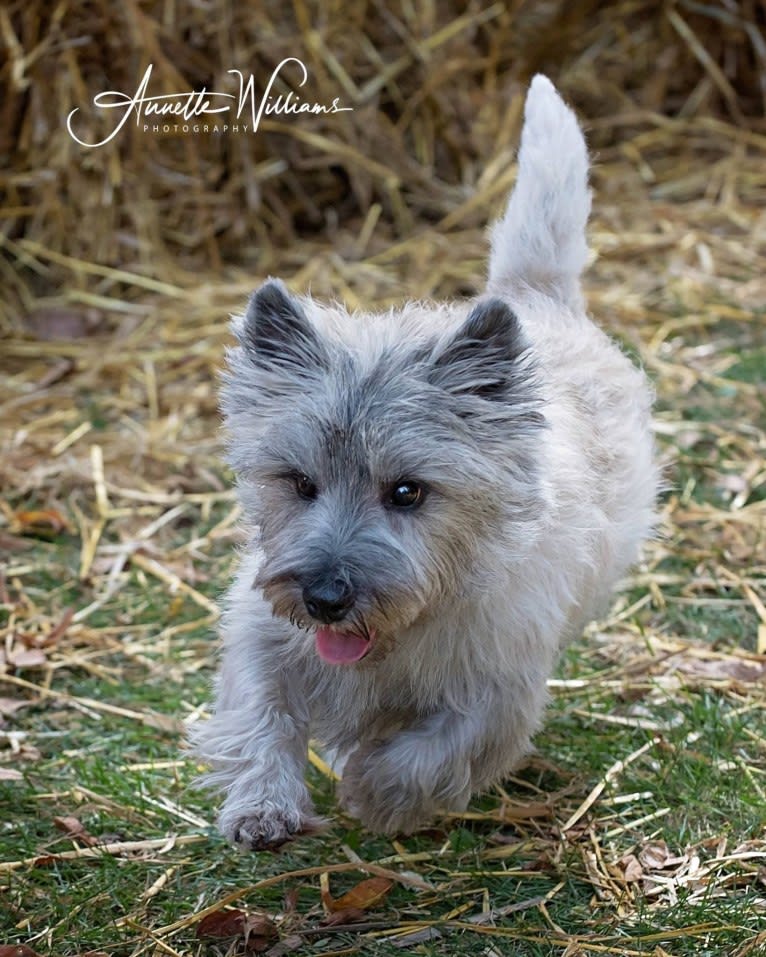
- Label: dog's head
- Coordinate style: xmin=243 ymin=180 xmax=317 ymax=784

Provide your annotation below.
xmin=223 ymin=279 xmax=546 ymax=664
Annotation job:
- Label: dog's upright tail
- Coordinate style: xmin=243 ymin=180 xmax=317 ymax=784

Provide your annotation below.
xmin=487 ymin=75 xmax=591 ymax=309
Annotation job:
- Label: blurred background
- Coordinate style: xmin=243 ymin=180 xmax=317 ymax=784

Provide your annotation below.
xmin=2 ymin=0 xmax=764 ymax=534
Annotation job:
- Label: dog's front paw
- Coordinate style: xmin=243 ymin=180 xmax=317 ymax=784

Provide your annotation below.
xmin=338 ymin=741 xmax=440 ymax=835
xmin=219 ymin=803 xmax=324 ymax=852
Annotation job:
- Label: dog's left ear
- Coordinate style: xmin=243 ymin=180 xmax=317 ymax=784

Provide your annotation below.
xmin=428 ymin=299 xmax=531 ymax=403
xmin=239 ymin=279 xmax=327 ymax=375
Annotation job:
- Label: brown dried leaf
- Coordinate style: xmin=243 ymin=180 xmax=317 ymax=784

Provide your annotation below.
xmin=196 ymin=910 xmax=277 ymax=950
xmin=246 ymin=916 xmax=277 ymax=931
xmin=638 ymin=841 xmax=672 ymax=870
xmin=638 ymin=840 xmax=689 ymax=872
xmin=322 ymin=876 xmax=393 ymax=913
xmin=54 ymin=815 xmax=97 ymax=845
xmin=319 ymin=907 xmax=368 ymax=926
xmin=31 ymin=855 xmax=58 ymax=869
xmin=10 ymin=508 xmax=72 ymax=537
xmin=196 ymin=909 xmax=246 ymax=939
xmin=243 ymin=915 xmax=278 ymax=953
xmin=618 ymin=853 xmax=644 ymax=882
xmin=0 ymin=948 xmax=42 ymax=956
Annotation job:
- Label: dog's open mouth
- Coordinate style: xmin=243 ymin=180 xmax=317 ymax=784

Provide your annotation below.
xmin=315 ymin=626 xmax=376 ymax=665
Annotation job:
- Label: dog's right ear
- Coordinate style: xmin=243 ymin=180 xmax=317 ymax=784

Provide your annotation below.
xmin=429 ymin=299 xmax=530 ymax=402
xmin=238 ymin=279 xmax=327 ymax=375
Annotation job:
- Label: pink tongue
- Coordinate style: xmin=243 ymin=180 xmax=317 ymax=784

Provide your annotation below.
xmin=315 ymin=626 xmax=371 ymax=664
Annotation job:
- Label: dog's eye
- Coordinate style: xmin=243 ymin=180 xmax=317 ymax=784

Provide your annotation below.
xmin=294 ymin=473 xmax=318 ymax=501
xmin=387 ymin=481 xmax=425 ymax=509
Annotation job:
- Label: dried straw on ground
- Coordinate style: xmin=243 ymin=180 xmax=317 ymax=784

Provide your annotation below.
xmin=1 ymin=2 xmax=765 ymax=953
xmin=1 ymin=1 xmax=764 ymax=525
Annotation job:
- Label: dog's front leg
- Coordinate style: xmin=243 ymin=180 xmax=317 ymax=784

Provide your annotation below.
xmin=339 ymin=680 xmax=543 ymax=834
xmin=191 ymin=635 xmax=322 ymax=851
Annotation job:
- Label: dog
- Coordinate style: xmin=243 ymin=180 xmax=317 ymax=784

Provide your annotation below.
xmin=190 ymin=75 xmax=657 ymax=849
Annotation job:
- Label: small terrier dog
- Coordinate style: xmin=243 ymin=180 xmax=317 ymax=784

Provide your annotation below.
xmin=191 ymin=76 xmax=657 ymax=849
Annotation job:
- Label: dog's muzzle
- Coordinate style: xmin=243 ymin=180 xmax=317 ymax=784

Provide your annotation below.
xmin=302 ymin=578 xmax=355 ymax=624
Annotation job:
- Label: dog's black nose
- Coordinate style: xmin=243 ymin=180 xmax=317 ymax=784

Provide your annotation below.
xmin=302 ymin=579 xmax=355 ymax=624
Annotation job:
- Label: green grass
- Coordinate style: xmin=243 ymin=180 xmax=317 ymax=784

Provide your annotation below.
xmin=2 ymin=561 xmax=764 ymax=955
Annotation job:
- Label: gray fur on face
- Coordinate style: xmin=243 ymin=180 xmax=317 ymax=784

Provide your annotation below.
xmin=225 ymin=286 xmax=546 ymax=645
xmin=189 ymin=77 xmax=658 ymax=849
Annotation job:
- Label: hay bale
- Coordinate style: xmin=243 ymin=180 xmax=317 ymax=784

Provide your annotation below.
xmin=0 ymin=0 xmax=763 ymax=317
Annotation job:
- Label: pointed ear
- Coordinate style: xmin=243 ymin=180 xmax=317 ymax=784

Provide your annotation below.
xmin=239 ymin=279 xmax=326 ymax=374
xmin=429 ymin=299 xmax=532 ymax=402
